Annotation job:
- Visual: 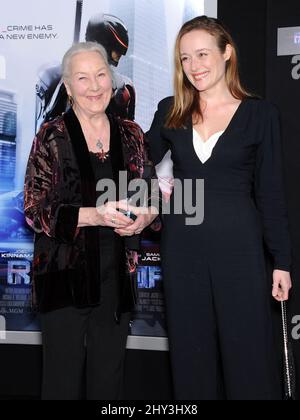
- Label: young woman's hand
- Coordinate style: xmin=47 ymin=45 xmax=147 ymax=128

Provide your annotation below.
xmin=114 ymin=200 xmax=159 ymax=236
xmin=272 ymin=270 xmax=292 ymax=301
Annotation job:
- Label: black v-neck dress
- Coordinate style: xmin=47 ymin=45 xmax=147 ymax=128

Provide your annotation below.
xmin=147 ymin=97 xmax=291 ymax=400
xmin=89 ymin=152 xmax=123 ymax=285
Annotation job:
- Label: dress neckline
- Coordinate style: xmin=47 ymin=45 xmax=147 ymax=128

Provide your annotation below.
xmin=89 ymin=150 xmax=110 ymax=163
xmin=192 ymin=99 xmax=246 ymax=143
xmin=189 ymin=99 xmax=248 ymax=166
xmin=193 ymin=129 xmax=224 ymax=144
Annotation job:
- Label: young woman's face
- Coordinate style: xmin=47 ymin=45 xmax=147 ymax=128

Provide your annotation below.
xmin=65 ymin=51 xmax=112 ymax=116
xmin=179 ymin=29 xmax=231 ymax=93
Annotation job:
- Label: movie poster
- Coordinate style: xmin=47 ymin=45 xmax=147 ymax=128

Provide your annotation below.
xmin=0 ymin=0 xmax=205 ymax=345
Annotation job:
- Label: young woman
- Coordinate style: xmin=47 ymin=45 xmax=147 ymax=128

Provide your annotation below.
xmin=147 ymin=16 xmax=292 ymax=400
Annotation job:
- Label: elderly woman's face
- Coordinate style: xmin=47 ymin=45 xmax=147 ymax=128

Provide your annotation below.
xmin=65 ymin=51 xmax=112 ymax=115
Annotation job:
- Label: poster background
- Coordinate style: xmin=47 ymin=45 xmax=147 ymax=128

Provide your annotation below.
xmin=0 ymin=0 xmax=77 ymax=334
xmin=0 ymin=0 xmax=205 ymax=344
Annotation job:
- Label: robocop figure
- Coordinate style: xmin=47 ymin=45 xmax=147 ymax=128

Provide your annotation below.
xmin=35 ymin=14 xmax=135 ymax=131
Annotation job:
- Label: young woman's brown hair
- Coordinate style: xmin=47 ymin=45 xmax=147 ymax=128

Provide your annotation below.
xmin=166 ymin=15 xmax=252 ymax=129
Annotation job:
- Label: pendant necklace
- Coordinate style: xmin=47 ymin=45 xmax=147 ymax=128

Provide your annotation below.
xmin=95 ymin=138 xmax=110 ymax=162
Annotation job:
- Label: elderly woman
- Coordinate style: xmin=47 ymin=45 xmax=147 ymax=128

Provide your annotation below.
xmin=24 ymin=42 xmax=158 ymax=400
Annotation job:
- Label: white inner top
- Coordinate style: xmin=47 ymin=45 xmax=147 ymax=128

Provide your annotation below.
xmin=193 ymin=129 xmax=224 ymax=163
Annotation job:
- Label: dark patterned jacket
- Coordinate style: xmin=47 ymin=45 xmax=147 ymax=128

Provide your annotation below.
xmin=24 ymin=108 xmax=159 ymax=313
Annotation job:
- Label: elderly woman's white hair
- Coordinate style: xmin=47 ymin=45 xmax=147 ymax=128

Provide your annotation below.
xmin=62 ymin=41 xmax=112 ymax=80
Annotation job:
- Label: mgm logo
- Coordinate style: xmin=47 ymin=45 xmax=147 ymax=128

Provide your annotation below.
xmin=0 ymin=315 xmax=6 ymax=340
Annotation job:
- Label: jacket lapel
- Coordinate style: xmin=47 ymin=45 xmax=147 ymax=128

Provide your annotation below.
xmin=63 ymin=108 xmax=96 ymax=207
xmin=63 ymin=108 xmax=100 ymax=302
xmin=107 ymin=113 xmax=125 ymax=197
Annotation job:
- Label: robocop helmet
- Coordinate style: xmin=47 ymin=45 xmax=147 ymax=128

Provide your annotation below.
xmin=85 ymin=14 xmax=129 ymax=66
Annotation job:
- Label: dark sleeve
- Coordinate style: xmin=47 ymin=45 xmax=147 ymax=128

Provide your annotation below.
xmin=117 ymin=118 xmax=162 ymax=214
xmin=131 ymin=122 xmax=161 ymax=213
xmin=254 ymin=104 xmax=291 ymax=271
xmin=24 ymin=127 xmax=80 ymax=244
xmin=142 ymin=132 xmax=161 ymax=213
xmin=146 ymin=97 xmax=172 ymax=165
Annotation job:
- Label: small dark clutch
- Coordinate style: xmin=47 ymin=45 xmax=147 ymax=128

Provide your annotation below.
xmin=281 ymin=301 xmax=296 ymax=400
xmin=117 ymin=208 xmax=137 ymax=222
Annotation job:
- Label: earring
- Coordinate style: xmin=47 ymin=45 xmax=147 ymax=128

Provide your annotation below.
xmin=68 ymin=95 xmax=74 ymax=107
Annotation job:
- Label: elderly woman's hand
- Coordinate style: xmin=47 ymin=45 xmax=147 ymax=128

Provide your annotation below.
xmin=78 ymin=202 xmax=135 ymax=229
xmin=114 ymin=200 xmax=159 ymax=236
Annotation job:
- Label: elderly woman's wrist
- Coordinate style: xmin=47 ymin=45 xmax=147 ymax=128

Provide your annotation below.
xmin=78 ymin=207 xmax=99 ymax=227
